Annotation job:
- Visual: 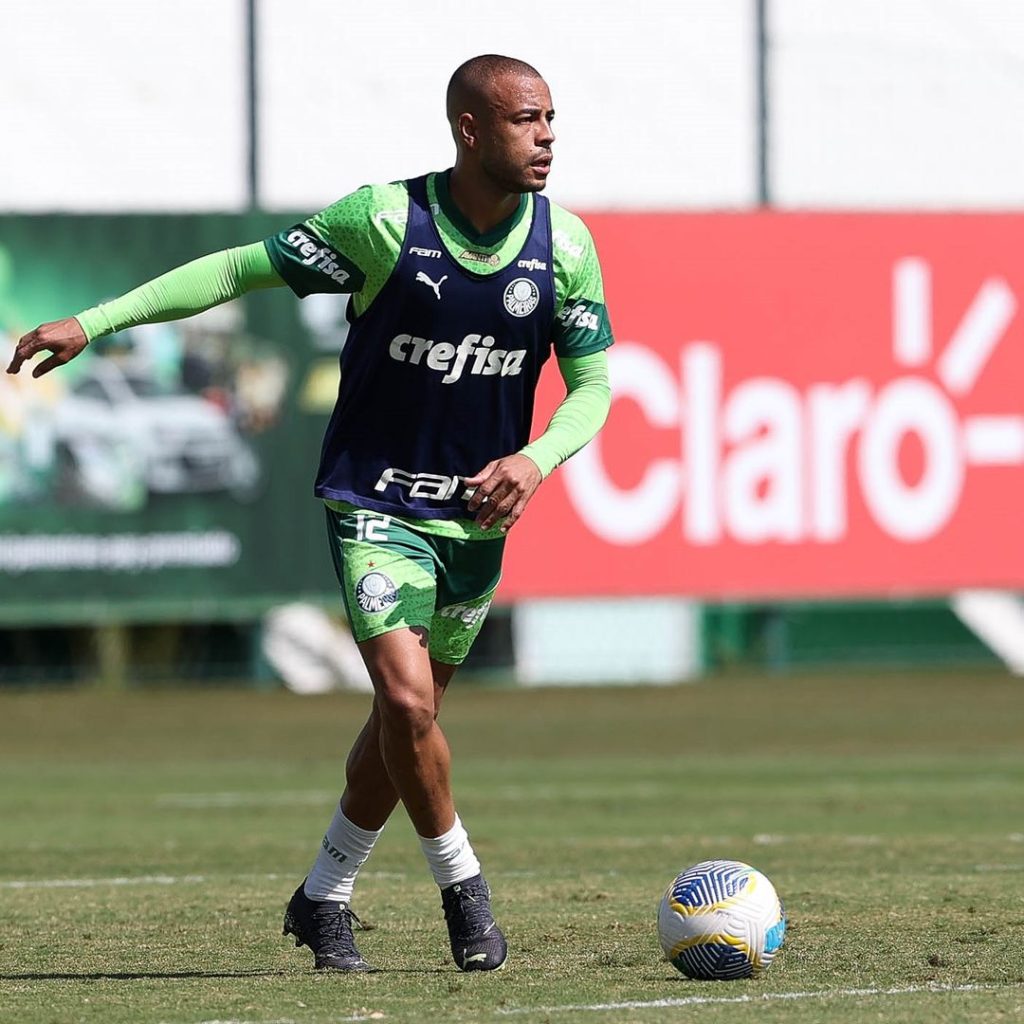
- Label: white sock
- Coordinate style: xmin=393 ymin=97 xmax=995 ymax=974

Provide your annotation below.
xmin=303 ymin=804 xmax=383 ymax=905
xmin=418 ymin=814 xmax=481 ymax=888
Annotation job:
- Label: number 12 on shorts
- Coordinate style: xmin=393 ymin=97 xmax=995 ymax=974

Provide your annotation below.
xmin=355 ymin=513 xmax=392 ymax=542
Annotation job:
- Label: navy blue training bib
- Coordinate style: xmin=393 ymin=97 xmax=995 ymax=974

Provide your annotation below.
xmin=314 ymin=175 xmax=556 ymax=519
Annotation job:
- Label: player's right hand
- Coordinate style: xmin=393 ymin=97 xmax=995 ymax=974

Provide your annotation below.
xmin=6 ymin=317 xmax=89 ymax=377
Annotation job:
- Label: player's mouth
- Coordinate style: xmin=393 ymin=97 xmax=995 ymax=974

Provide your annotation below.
xmin=530 ymin=155 xmax=552 ymax=176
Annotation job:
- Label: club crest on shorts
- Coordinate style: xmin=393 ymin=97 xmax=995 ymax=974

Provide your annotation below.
xmin=355 ymin=571 xmax=398 ymax=613
xmin=503 ymin=277 xmax=540 ymax=317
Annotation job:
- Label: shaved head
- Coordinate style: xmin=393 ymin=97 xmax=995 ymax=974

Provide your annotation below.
xmin=446 ymin=54 xmax=555 ymax=199
xmin=446 ymin=54 xmax=544 ymax=124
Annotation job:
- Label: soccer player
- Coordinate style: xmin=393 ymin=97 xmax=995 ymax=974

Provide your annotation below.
xmin=7 ymin=54 xmax=614 ymax=973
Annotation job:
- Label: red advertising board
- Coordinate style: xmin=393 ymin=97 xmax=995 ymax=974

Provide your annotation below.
xmin=502 ymin=214 xmax=1024 ymax=599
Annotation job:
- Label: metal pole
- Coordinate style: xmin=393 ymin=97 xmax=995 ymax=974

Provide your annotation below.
xmin=94 ymin=623 xmax=130 ymax=691
xmin=755 ymin=0 xmax=770 ymax=206
xmin=245 ymin=0 xmax=259 ymax=209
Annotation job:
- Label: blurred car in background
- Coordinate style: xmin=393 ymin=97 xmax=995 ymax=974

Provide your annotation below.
xmin=53 ymin=359 xmax=260 ymax=509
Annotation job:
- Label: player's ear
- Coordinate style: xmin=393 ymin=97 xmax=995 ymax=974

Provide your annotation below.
xmin=457 ymin=112 xmax=478 ymax=150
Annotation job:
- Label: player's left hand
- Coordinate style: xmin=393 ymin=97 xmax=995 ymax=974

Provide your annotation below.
xmin=465 ymin=454 xmax=543 ymax=532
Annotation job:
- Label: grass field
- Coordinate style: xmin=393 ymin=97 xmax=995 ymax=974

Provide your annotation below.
xmin=1 ymin=670 xmax=1023 ymax=1024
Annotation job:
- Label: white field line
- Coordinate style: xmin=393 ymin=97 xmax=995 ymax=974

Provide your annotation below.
xmin=0 ymin=871 xmax=408 ymax=890
xmin=157 ymin=791 xmax=337 ymax=809
xmin=0 ymin=873 xmax=221 ymax=890
xmin=163 ymin=984 xmax=1022 ymax=1024
xmin=182 ymin=1017 xmax=382 ymax=1024
xmin=172 ymin=1014 xmax=383 ymax=1024
xmin=753 ymin=833 xmax=882 ymax=846
xmin=186 ymin=1019 xmax=383 ymax=1024
xmin=155 ymin=783 xmax=673 ymax=808
xmin=154 ymin=787 xmax=1024 ymax=818
xmin=192 ymin=1020 xmax=298 ymax=1024
xmin=498 ymin=982 xmax=1020 ymax=1016
xmin=8 ymin=836 xmax=1018 ymax=891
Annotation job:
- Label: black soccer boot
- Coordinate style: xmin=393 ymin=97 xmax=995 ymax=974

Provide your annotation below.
xmin=282 ymin=882 xmax=375 ymax=972
xmin=440 ymin=873 xmax=508 ymax=972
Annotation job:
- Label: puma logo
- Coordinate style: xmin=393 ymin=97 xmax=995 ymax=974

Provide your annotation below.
xmin=416 ymin=271 xmax=448 ymax=300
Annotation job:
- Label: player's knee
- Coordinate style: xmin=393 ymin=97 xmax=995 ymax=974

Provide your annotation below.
xmin=377 ymin=686 xmax=434 ymax=739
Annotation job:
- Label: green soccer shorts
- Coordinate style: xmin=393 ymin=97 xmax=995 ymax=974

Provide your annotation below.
xmin=323 ymin=505 xmax=505 ymax=665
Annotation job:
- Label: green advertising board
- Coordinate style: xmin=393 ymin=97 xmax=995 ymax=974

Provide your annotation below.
xmin=0 ymin=214 xmax=348 ymax=625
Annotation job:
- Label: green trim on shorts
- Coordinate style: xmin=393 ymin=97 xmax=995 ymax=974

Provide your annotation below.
xmin=323 ymin=505 xmax=504 ymax=664
xmin=324 ymin=498 xmax=498 ymax=541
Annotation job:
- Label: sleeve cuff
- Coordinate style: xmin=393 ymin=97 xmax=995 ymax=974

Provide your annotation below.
xmin=517 ymin=444 xmax=558 ymax=479
xmin=74 ymin=306 xmax=116 ymax=342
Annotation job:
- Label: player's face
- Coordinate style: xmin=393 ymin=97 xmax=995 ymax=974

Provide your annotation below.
xmin=479 ymin=74 xmax=556 ymax=193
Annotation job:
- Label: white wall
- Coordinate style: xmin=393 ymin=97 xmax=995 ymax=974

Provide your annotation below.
xmin=3 ymin=1 xmax=1024 ymax=212
xmin=771 ymin=0 xmax=1024 ymax=208
xmin=257 ymin=0 xmax=756 ymax=211
xmin=1 ymin=2 xmax=247 ymax=211
xmin=514 ymin=598 xmax=703 ymax=684
xmin=1 ymin=0 xmax=756 ymax=213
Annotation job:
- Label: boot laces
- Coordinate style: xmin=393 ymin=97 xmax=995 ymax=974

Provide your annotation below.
xmin=311 ymin=902 xmax=363 ymax=953
xmin=444 ymin=880 xmax=493 ymax=940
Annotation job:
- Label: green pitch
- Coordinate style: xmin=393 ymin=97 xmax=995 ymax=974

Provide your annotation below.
xmin=1 ymin=670 xmax=1022 ymax=1024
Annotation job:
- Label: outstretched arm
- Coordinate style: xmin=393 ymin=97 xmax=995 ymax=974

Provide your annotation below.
xmin=465 ymin=349 xmax=611 ymax=531
xmin=6 ymin=242 xmax=284 ymax=377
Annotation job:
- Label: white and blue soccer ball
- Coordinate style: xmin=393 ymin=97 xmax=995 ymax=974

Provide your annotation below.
xmin=657 ymin=859 xmax=786 ymax=980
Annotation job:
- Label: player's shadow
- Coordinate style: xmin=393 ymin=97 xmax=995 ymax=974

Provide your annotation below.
xmin=0 ymin=970 xmax=288 ymax=981
xmin=374 ymin=967 xmax=451 ymax=975
xmin=2 ymin=967 xmax=451 ymax=979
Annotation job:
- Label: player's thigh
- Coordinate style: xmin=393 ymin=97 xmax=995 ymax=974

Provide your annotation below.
xmin=428 ymin=535 xmax=505 ymax=666
xmin=324 ymin=506 xmax=437 ymax=646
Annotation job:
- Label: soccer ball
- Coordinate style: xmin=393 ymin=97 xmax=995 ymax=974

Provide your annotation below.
xmin=657 ymin=859 xmax=786 ymax=980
